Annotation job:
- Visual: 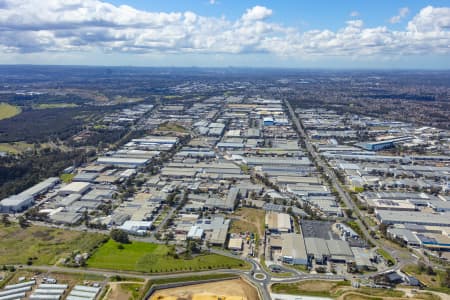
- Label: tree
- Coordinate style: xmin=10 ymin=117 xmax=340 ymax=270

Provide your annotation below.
xmin=18 ymin=216 xmax=29 ymax=228
xmin=110 ymin=229 xmax=130 ymax=244
xmin=1 ymin=214 xmax=11 ymax=226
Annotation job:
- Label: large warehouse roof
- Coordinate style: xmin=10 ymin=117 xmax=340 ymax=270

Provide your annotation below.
xmin=304 ymin=237 xmax=330 ymax=258
xmin=376 ymin=210 xmax=450 ymax=226
xmin=282 ymin=233 xmax=307 ymax=260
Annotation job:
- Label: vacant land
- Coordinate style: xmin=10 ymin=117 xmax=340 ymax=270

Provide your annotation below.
xmin=0 ymin=224 xmax=107 ymax=265
xmin=105 ymin=281 xmax=145 ymax=300
xmin=230 ymin=208 xmax=265 ymax=238
xmin=402 ymin=264 xmax=450 ymax=294
xmin=87 ymin=240 xmax=249 ymax=273
xmin=157 ymin=122 xmax=188 ymax=133
xmin=271 ymin=280 xmax=350 ymax=298
xmin=150 ymin=278 xmax=259 ymax=300
xmin=34 ymin=103 xmax=79 ymax=109
xmin=0 ymin=103 xmax=21 ymax=120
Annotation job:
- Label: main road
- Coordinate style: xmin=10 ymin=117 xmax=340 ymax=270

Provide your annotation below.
xmin=284 ymin=99 xmax=416 ymax=271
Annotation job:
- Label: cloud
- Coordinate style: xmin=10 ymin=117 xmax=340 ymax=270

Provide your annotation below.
xmin=390 ymin=7 xmax=409 ymax=24
xmin=209 ymin=0 xmax=216 ymax=5
xmin=0 ymin=1 xmax=448 ymax=60
xmin=241 ymin=5 xmax=273 ymax=22
xmin=350 ymin=11 xmax=359 ymax=17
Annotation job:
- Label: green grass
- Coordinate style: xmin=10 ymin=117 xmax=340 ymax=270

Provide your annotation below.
xmin=151 ymin=273 xmax=237 ymax=285
xmin=119 ymin=283 xmax=143 ymax=300
xmin=157 ymin=122 xmax=188 ymax=133
xmin=60 ymin=173 xmax=75 ymax=183
xmin=0 ymin=103 xmax=21 ymax=120
xmin=87 ymin=240 xmax=249 ymax=273
xmin=357 ymin=287 xmax=404 ymax=297
xmin=0 ymin=142 xmax=34 ymax=154
xmin=34 ymin=103 xmax=79 ymax=109
xmin=0 ymin=224 xmax=107 ymax=265
xmin=377 ymin=248 xmax=395 ymax=265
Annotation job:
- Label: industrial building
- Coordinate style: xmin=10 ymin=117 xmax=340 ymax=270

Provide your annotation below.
xmin=265 ymin=212 xmax=292 ymax=233
xmin=228 ymin=237 xmax=243 ymax=251
xmin=0 ymin=194 xmax=33 ymax=213
xmin=96 ymin=156 xmax=150 ymax=168
xmin=0 ymin=177 xmax=60 ymax=213
xmin=376 ymin=210 xmax=450 ymax=226
xmin=304 ymin=237 xmax=330 ymax=264
xmin=58 ymin=182 xmax=91 ymax=196
xmin=281 ymin=233 xmax=308 ymax=265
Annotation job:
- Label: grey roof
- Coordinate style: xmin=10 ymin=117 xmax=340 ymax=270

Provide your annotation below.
xmin=282 ymin=233 xmax=307 ymax=260
xmin=377 ymin=210 xmax=450 ymax=226
xmin=304 ymin=237 xmax=330 ymax=258
xmin=326 ymin=240 xmax=353 ymax=257
xmin=20 ymin=177 xmax=60 ymax=197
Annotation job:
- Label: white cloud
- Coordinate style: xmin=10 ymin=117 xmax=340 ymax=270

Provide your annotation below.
xmin=209 ymin=0 xmax=216 ymax=5
xmin=390 ymin=7 xmax=410 ymax=24
xmin=0 ymin=1 xmax=448 ymax=60
xmin=241 ymin=5 xmax=272 ymax=22
xmin=350 ymin=11 xmax=359 ymax=17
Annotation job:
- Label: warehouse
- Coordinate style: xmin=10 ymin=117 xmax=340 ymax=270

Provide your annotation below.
xmin=58 ymin=182 xmax=91 ymax=196
xmin=119 ymin=220 xmax=152 ymax=235
xmin=265 ymin=212 xmax=292 ymax=233
xmin=96 ymin=156 xmax=149 ymax=168
xmin=228 ymin=237 xmax=243 ymax=251
xmin=281 ymin=233 xmax=308 ymax=265
xmin=304 ymin=237 xmax=330 ymax=264
xmin=376 ymin=210 xmax=450 ymax=226
xmin=0 ymin=194 xmax=33 ymax=213
xmin=20 ymin=177 xmax=60 ymax=197
xmin=326 ymin=240 xmax=354 ymax=263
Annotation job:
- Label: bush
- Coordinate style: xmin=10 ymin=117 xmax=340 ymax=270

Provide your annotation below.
xmin=110 ymin=229 xmax=130 ymax=244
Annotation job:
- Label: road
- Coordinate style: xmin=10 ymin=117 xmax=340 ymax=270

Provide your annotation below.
xmin=284 ymin=99 xmax=418 ymax=272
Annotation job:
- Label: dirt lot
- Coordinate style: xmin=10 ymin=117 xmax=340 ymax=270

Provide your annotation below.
xmin=150 ymin=278 xmax=259 ymax=300
xmin=105 ymin=281 xmax=145 ymax=300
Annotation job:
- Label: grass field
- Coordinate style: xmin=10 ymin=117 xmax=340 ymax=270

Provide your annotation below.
xmin=60 ymin=173 xmax=75 ymax=183
xmin=0 ymin=224 xmax=107 ymax=265
xmin=87 ymin=240 xmax=249 ymax=273
xmin=402 ymin=264 xmax=450 ymax=294
xmin=157 ymin=122 xmax=188 ymax=133
xmin=0 ymin=142 xmax=34 ymax=154
xmin=34 ymin=103 xmax=79 ymax=109
xmin=0 ymin=103 xmax=21 ymax=120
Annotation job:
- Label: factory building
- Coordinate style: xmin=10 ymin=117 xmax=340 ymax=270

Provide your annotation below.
xmin=265 ymin=212 xmax=292 ymax=233
xmin=281 ymin=233 xmax=308 ymax=265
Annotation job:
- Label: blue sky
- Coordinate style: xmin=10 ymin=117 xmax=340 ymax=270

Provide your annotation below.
xmin=107 ymin=0 xmax=440 ymax=29
xmin=0 ymin=0 xmax=449 ymax=68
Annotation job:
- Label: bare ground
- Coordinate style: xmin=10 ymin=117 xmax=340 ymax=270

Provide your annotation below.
xmin=150 ymin=278 xmax=259 ymax=300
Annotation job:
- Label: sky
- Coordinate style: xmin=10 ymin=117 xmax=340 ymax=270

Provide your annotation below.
xmin=0 ymin=0 xmax=449 ymax=69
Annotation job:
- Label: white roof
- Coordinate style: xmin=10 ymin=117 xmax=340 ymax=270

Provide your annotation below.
xmin=59 ymin=182 xmax=91 ymax=194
